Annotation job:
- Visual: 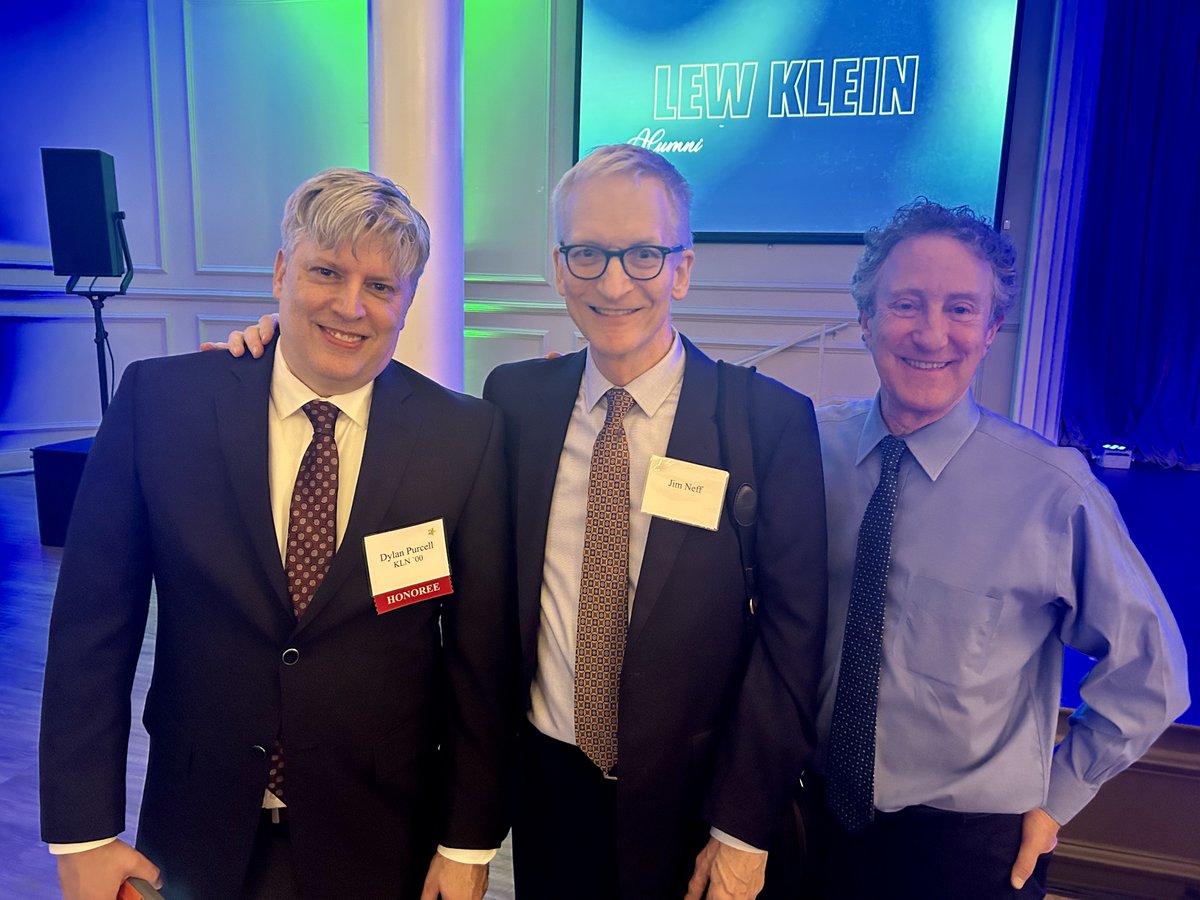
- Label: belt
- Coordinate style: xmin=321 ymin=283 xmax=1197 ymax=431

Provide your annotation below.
xmin=522 ymin=723 xmax=619 ymax=782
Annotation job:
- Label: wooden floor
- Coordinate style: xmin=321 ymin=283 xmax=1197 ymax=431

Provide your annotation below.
xmin=0 ymin=472 xmax=514 ymax=898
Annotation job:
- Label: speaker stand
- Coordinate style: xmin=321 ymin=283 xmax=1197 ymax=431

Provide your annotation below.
xmin=64 ymin=211 xmax=133 ymax=416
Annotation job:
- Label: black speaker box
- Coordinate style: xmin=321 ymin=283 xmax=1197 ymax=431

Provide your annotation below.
xmin=31 ymin=437 xmax=94 ymax=547
xmin=41 ymin=147 xmax=125 ymax=278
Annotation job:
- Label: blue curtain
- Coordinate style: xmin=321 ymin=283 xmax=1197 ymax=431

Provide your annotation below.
xmin=1060 ymin=0 xmax=1200 ymax=469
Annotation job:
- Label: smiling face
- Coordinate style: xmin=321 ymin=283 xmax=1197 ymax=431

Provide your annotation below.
xmin=274 ymin=238 xmax=415 ymax=397
xmin=861 ymin=233 xmax=1002 ymax=435
xmin=554 ymin=173 xmax=694 ymax=386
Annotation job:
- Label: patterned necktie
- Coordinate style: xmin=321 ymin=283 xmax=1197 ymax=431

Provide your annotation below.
xmin=825 ymin=433 xmax=907 ymax=832
xmin=575 ymin=387 xmax=636 ymax=776
xmin=269 ymin=399 xmax=340 ymax=801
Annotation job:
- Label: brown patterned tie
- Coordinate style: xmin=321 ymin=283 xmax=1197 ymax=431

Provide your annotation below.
xmin=268 ymin=399 xmax=340 ymax=801
xmin=574 ymin=387 xmax=636 ymax=776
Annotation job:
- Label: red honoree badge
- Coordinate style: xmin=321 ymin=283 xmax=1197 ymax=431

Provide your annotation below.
xmin=373 ymin=575 xmax=453 ymax=613
xmin=363 ymin=519 xmax=453 ymax=615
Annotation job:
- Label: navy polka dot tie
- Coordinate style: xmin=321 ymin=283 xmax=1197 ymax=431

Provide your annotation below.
xmin=268 ymin=399 xmax=340 ymax=801
xmin=575 ymin=387 xmax=635 ymax=776
xmin=826 ymin=433 xmax=907 ymax=832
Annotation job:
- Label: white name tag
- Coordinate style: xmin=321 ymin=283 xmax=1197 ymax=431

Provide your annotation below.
xmin=640 ymin=455 xmax=729 ymax=531
xmin=363 ymin=519 xmax=453 ymax=614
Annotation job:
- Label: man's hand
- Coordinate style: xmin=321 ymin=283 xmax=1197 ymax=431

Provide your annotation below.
xmin=56 ymin=839 xmax=161 ymax=900
xmin=684 ymin=836 xmax=767 ymax=900
xmin=199 ymin=313 xmax=278 ymax=357
xmin=419 ymin=853 xmax=488 ymax=900
xmin=1010 ymin=807 xmax=1060 ymax=890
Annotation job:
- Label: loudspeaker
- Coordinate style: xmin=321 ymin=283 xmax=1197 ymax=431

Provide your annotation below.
xmin=31 ymin=437 xmax=94 ymax=547
xmin=41 ymin=147 xmax=125 ymax=278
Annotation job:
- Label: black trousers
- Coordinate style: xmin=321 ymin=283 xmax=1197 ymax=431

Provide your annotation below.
xmin=240 ymin=810 xmax=299 ymax=900
xmin=512 ymin=726 xmax=621 ymax=900
xmin=805 ymin=796 xmax=1052 ymax=900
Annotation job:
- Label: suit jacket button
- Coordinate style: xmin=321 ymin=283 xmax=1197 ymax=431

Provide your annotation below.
xmin=251 ymin=744 xmax=267 ymax=758
xmin=281 ymin=647 xmax=300 ymax=666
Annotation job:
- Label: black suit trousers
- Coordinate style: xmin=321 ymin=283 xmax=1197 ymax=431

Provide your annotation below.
xmin=809 ymin=800 xmax=1052 ymax=900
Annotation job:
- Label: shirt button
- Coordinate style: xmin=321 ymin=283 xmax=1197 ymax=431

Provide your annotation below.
xmin=251 ymin=745 xmax=267 ymax=758
xmin=281 ymin=648 xmax=300 ymax=666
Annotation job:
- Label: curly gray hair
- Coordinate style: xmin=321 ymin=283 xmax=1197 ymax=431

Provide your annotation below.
xmin=852 ymin=198 xmax=1017 ymax=325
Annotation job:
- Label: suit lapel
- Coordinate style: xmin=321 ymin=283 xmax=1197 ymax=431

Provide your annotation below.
xmin=293 ymin=361 xmax=418 ymax=634
xmin=215 ymin=342 xmax=292 ymax=617
xmin=628 ymin=338 xmax=721 ymax=640
xmin=515 ymin=353 xmax=584 ymax=664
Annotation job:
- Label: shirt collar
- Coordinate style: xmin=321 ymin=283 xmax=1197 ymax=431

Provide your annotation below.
xmin=582 ymin=330 xmax=685 ymax=418
xmin=855 ymin=390 xmax=981 ymax=481
xmin=270 ymin=337 xmax=374 ymax=428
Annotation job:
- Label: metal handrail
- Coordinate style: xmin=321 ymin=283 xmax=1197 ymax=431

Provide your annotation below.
xmin=731 ymin=320 xmax=854 ymax=367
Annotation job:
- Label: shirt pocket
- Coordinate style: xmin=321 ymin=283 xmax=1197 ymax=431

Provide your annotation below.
xmin=888 ymin=574 xmax=1005 ymax=686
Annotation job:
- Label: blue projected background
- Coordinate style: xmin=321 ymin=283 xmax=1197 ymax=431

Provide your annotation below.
xmin=577 ymin=0 xmax=1020 ymax=239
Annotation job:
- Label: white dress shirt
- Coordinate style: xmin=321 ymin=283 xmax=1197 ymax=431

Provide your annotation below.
xmin=268 ymin=339 xmax=372 ymax=562
xmin=526 ymin=333 xmax=763 ymax=855
xmin=529 ymin=333 xmax=685 ymax=742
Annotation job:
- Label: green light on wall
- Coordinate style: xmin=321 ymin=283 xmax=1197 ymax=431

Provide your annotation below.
xmin=463 ymin=0 xmax=547 ymax=249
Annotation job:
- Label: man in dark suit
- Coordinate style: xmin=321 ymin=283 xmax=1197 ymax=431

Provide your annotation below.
xmin=39 ymin=168 xmax=514 ymax=899
xmin=213 ymin=147 xmax=827 ymax=898
xmin=483 ymin=145 xmax=827 ymax=899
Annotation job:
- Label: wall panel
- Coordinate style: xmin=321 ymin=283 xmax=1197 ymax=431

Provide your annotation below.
xmin=183 ymin=0 xmax=369 ymax=273
xmin=464 ymin=0 xmax=556 ymax=283
xmin=463 ymin=328 xmax=550 ymax=396
xmin=0 ymin=0 xmax=163 ymax=273
xmin=0 ymin=312 xmax=168 ymax=465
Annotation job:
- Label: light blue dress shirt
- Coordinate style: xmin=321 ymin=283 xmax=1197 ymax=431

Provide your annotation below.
xmin=815 ymin=392 xmax=1189 ymax=824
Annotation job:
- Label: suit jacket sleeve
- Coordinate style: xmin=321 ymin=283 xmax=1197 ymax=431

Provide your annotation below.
xmin=704 ymin=384 xmax=828 ymax=847
xmin=40 ymin=361 xmax=154 ymax=843
xmin=438 ymin=403 xmax=518 ymax=848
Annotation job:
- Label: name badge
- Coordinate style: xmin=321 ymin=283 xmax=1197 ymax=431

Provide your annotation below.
xmin=364 ymin=518 xmax=453 ymax=614
xmin=640 ymin=455 xmax=729 ymax=531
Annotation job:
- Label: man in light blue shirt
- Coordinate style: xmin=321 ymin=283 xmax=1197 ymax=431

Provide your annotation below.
xmin=813 ymin=199 xmax=1189 ymax=899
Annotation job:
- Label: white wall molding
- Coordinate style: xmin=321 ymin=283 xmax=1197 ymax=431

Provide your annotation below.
xmin=0 ymin=285 xmax=275 ymax=304
xmin=0 ymin=419 xmax=101 ymax=438
xmin=688 ymin=278 xmax=852 ymax=294
xmin=468 ymin=297 xmax=1019 ymax=332
xmin=0 ymin=311 xmax=169 ymax=327
xmin=465 ymin=273 xmax=552 ymax=287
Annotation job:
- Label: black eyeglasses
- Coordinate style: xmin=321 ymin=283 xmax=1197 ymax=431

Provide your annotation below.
xmin=558 ymin=243 xmax=685 ymax=281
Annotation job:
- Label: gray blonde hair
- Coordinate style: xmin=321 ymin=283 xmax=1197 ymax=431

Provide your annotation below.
xmin=851 ymin=197 xmax=1018 ymax=325
xmin=281 ymin=168 xmax=431 ymax=282
xmin=552 ymin=144 xmax=693 ymax=247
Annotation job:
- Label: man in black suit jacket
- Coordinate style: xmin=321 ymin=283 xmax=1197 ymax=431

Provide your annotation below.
xmin=212 ymin=148 xmax=827 ymax=898
xmin=483 ymin=145 xmax=827 ymax=899
xmin=39 ymin=169 xmax=514 ymax=899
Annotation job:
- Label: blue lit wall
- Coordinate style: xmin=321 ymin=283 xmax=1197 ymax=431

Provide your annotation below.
xmin=0 ymin=0 xmax=369 ymax=468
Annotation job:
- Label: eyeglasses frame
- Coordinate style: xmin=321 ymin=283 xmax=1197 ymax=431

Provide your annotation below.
xmin=557 ymin=243 xmax=686 ymax=281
